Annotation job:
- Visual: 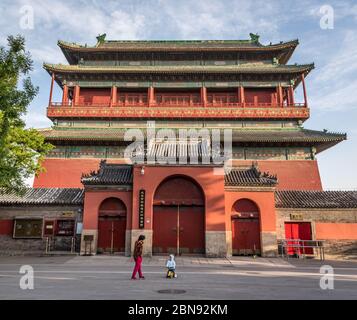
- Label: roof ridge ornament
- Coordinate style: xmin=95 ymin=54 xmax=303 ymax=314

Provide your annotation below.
xmin=96 ymin=33 xmax=107 ymax=46
xmin=249 ymin=33 xmax=260 ymax=44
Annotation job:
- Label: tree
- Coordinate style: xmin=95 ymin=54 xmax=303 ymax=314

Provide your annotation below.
xmin=0 ymin=35 xmax=53 ymax=194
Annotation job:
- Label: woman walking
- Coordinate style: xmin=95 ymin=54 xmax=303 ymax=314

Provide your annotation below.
xmin=131 ymin=235 xmax=145 ymax=280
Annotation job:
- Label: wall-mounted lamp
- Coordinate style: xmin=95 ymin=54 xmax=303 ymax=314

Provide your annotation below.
xmin=140 ymin=166 xmax=145 ymax=175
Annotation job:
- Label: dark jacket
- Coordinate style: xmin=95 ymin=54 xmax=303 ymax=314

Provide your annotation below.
xmin=133 ymin=240 xmax=144 ymax=259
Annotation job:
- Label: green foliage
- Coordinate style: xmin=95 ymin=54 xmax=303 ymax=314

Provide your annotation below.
xmin=0 ymin=35 xmax=53 ymax=194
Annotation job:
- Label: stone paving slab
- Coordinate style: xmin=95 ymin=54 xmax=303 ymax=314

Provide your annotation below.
xmin=0 ymin=256 xmax=357 ymax=299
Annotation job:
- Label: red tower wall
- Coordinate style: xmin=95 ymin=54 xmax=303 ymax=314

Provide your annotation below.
xmin=232 ymin=160 xmax=322 ymax=190
xmin=33 ymin=159 xmax=127 ymax=188
xmin=244 ymin=88 xmax=275 ymax=104
xmin=79 ymin=88 xmax=111 ymax=105
xmin=34 ymin=158 xmax=322 ymax=190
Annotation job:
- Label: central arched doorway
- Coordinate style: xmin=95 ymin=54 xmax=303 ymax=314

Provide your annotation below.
xmin=97 ymin=198 xmax=127 ymax=254
xmin=153 ymin=176 xmax=205 ymax=255
xmin=231 ymin=199 xmax=261 ymax=255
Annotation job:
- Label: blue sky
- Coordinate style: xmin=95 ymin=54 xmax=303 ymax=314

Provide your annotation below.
xmin=0 ymin=0 xmax=357 ymax=189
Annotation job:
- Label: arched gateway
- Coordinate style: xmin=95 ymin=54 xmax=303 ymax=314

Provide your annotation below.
xmin=153 ymin=176 xmax=205 ymax=255
xmin=97 ymin=198 xmax=127 ymax=253
xmin=231 ymin=199 xmax=261 ymax=255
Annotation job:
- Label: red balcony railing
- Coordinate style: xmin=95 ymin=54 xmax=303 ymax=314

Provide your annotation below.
xmin=47 ymin=101 xmax=309 ymax=119
xmin=50 ymin=101 xmax=307 ymax=108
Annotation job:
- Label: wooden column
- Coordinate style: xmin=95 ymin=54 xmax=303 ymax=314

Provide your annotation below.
xmin=48 ymin=72 xmax=55 ymax=106
xmin=240 ymin=86 xmax=245 ymax=107
xmin=277 ymin=85 xmax=283 ymax=107
xmin=148 ymin=86 xmax=155 ymax=106
xmin=147 ymin=86 xmax=150 ymax=106
xmin=111 ymin=86 xmax=117 ymax=107
xmin=201 ymin=86 xmax=207 ymax=107
xmin=62 ymin=83 xmax=68 ymax=105
xmin=76 ymin=86 xmax=80 ymax=105
xmin=72 ymin=85 xmax=80 ymax=107
xmin=301 ymin=74 xmax=308 ymax=107
xmin=71 ymin=87 xmax=75 ymax=107
xmin=289 ymin=86 xmax=295 ymax=106
xmin=151 ymin=86 xmax=155 ymax=105
xmin=271 ymin=92 xmax=276 ymax=106
xmin=286 ymin=88 xmax=291 ymax=106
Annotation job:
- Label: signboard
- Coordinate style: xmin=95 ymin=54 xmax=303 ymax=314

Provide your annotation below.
xmin=13 ymin=219 xmax=43 ymax=239
xmin=83 ymin=235 xmax=94 ymax=242
xmin=290 ymin=213 xmax=304 ymax=221
xmin=56 ymin=219 xmax=75 ymax=236
xmin=139 ymin=189 xmax=145 ymax=229
xmin=61 ymin=212 xmax=75 ymax=218
xmin=43 ymin=220 xmax=55 ymax=237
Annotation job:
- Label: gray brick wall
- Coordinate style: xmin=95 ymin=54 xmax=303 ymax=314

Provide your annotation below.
xmin=0 ymin=205 xmax=82 ymax=255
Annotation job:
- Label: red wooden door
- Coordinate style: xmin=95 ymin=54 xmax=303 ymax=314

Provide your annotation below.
xmin=153 ymin=206 xmax=205 ymax=254
xmin=97 ymin=218 xmax=126 ymax=253
xmin=284 ymin=222 xmax=312 ymax=255
xmin=298 ymin=222 xmax=313 ymax=254
xmin=153 ymin=206 xmax=177 ymax=254
xmin=180 ymin=206 xmax=205 ymax=254
xmin=232 ymin=218 xmax=261 ymax=255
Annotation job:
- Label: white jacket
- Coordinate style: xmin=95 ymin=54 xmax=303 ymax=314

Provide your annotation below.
xmin=166 ymin=254 xmax=176 ymax=269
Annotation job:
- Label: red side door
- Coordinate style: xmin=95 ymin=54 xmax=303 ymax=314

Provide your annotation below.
xmin=284 ymin=222 xmax=312 ymax=255
xmin=97 ymin=218 xmax=126 ymax=253
xmin=298 ymin=222 xmax=313 ymax=254
xmin=232 ymin=218 xmax=261 ymax=255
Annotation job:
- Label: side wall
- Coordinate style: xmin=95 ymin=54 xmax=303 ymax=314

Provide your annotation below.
xmin=276 ymin=208 xmax=357 ymax=257
xmin=0 ymin=205 xmax=82 ymax=254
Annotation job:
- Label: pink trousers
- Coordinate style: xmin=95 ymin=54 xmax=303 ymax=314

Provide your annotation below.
xmin=131 ymin=256 xmax=143 ymax=278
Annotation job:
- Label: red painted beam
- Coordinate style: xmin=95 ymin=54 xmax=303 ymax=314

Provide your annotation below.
xmin=47 ymin=105 xmax=310 ymax=119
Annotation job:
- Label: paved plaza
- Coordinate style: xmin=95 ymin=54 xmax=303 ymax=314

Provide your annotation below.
xmin=0 ymin=255 xmax=356 ymax=299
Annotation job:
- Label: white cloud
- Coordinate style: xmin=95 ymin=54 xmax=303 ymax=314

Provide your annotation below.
xmin=16 ymin=0 xmax=146 ymax=41
xmin=24 ymin=112 xmax=52 ymax=129
xmin=154 ymin=0 xmax=283 ymax=40
xmin=30 ymin=46 xmax=67 ymax=64
xmin=310 ymin=29 xmax=357 ymax=111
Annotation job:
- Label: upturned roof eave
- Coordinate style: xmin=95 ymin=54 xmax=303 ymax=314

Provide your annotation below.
xmin=43 ymin=63 xmax=314 ymax=76
xmin=57 ymin=39 xmax=299 ymax=65
xmin=57 ymin=39 xmax=299 ymax=52
xmin=40 ymin=129 xmax=347 ymax=148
